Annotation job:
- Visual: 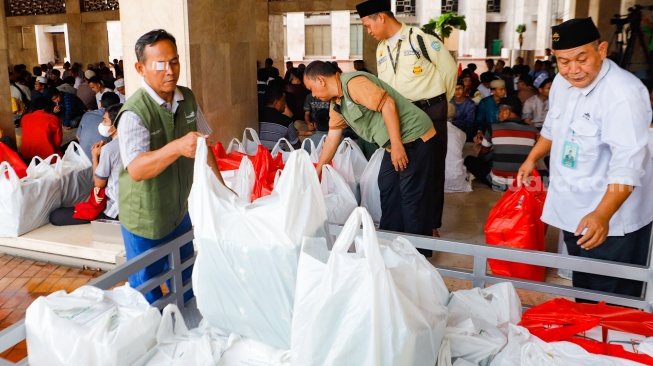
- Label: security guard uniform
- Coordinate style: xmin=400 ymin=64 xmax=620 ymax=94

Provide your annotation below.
xmin=376 ymin=22 xmax=457 ymax=232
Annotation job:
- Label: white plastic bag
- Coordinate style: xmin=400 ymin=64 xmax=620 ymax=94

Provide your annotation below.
xmin=26 ymin=285 xmax=161 ymax=366
xmin=133 ymin=304 xmax=228 ymax=366
xmin=331 ymin=138 xmax=367 ymax=203
xmin=0 ymin=158 xmax=62 ymax=237
xmin=189 ymin=137 xmax=328 ymax=350
xmin=315 ymin=133 xmax=328 ymax=157
xmin=320 ymin=164 xmax=357 ymax=225
xmin=60 ymin=141 xmax=93 ymax=206
xmin=301 ymin=138 xmax=319 ymax=164
xmin=226 ymin=138 xmax=244 ymax=154
xmin=241 ymin=127 xmax=261 ymax=155
xmin=446 ymin=282 xmax=522 ymax=332
xmin=271 ymin=138 xmax=295 ymax=163
xmin=231 ymin=156 xmax=255 ymax=203
xmin=359 ymin=148 xmax=384 ymax=223
xmin=445 ymin=122 xmax=472 ymax=192
xmin=292 ymin=208 xmax=447 ymax=366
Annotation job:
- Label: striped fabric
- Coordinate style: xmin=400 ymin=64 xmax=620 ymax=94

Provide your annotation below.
xmin=484 ymin=119 xmax=538 ymax=179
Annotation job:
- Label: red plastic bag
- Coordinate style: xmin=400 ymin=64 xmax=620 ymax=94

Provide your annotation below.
xmin=0 ymin=142 xmax=27 ymax=179
xmin=520 ymin=298 xmax=653 ymax=364
xmin=212 ymin=142 xmax=247 ymax=171
xmin=484 ymin=172 xmax=547 ymax=281
xmin=73 ymin=187 xmax=107 ymax=220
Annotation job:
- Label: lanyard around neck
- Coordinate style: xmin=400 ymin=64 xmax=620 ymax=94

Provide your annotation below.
xmin=387 ymin=39 xmax=402 ymax=74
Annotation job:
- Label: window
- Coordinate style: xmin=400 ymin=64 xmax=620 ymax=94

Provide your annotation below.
xmin=305 ymin=25 xmax=332 ymax=57
xmin=487 ymin=0 xmax=501 ymax=13
xmin=350 ymin=24 xmax=363 ymax=56
xmin=441 ymin=0 xmax=458 ymax=13
xmin=396 ymin=0 xmax=415 ymax=17
xmin=6 ymin=0 xmax=65 ymax=16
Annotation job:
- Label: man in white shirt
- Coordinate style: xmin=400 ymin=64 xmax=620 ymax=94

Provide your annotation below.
xmin=522 ymin=77 xmax=552 ymax=129
xmin=518 ymin=18 xmax=653 ymax=299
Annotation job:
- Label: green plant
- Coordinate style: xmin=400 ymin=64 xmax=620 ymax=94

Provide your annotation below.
xmin=516 ymin=24 xmax=526 ymax=50
xmin=423 ymin=12 xmax=467 ymax=40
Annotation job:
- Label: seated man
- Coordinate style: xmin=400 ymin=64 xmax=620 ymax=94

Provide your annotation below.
xmin=259 ymin=88 xmax=300 ymax=150
xmin=303 ymin=109 xmax=330 ymax=153
xmin=450 ymin=79 xmax=476 ymax=141
xmin=50 ymin=104 xmax=123 ymax=225
xmin=475 ymin=79 xmax=506 ymax=133
xmin=522 ymin=78 xmax=553 ymax=130
xmin=464 ymin=95 xmax=542 ymax=191
xmin=20 ymin=97 xmax=62 ymax=161
xmin=50 ymin=87 xmax=87 ymax=129
xmin=77 ymin=92 xmax=121 ymax=159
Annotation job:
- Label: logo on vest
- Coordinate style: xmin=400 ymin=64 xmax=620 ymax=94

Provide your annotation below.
xmin=404 ymin=50 xmax=418 ymax=56
xmin=185 ymin=111 xmax=196 ymax=124
xmin=151 ymin=128 xmax=162 ymax=136
xmin=413 ymin=66 xmax=423 ymax=75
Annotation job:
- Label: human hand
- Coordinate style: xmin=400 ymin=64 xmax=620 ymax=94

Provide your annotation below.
xmin=575 ymin=211 xmax=610 ymax=250
xmin=315 ymin=163 xmax=323 ymax=178
xmin=53 ymin=106 xmax=60 ymax=114
xmin=516 ymin=160 xmax=536 ymax=188
xmin=91 ymin=140 xmax=106 ymax=158
xmin=390 ymin=144 xmax=408 ymax=171
xmin=176 ymin=131 xmax=208 ymax=158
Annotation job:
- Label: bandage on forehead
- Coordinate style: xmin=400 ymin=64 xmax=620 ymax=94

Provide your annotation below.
xmin=151 ymin=61 xmax=169 ymax=71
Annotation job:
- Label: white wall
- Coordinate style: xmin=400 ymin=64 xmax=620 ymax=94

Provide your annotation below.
xmin=286 ymin=12 xmax=305 ymax=61
xmin=35 ymin=25 xmax=55 ymax=65
xmin=331 ymin=11 xmax=350 ymax=60
xmin=107 ymin=21 xmax=123 ymax=62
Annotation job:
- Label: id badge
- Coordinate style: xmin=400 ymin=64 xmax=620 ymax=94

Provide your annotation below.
xmin=562 ymin=141 xmax=579 ymax=169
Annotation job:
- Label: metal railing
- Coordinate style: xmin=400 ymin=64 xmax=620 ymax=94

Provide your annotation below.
xmin=0 ymin=229 xmax=194 ymax=366
xmin=0 ymin=224 xmax=651 ymax=365
xmin=329 ymin=224 xmax=653 ymax=310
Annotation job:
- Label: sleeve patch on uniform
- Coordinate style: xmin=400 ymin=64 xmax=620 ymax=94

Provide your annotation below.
xmin=431 ymin=40 xmax=441 ymax=52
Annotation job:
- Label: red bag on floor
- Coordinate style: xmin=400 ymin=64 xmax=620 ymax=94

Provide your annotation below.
xmin=484 ymin=172 xmax=547 ymax=281
xmin=73 ymin=187 xmax=107 ymax=220
xmin=520 ymin=298 xmax=653 ymax=364
xmin=0 ymin=142 xmax=27 ymax=179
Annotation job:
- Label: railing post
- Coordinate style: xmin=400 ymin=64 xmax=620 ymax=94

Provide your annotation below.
xmin=170 ymin=248 xmax=183 ymax=309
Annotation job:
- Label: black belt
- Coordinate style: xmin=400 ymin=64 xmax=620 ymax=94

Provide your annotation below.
xmin=413 ymin=93 xmax=446 ymax=109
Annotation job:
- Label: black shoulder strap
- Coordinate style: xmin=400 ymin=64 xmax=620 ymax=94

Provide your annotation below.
xmin=421 ymin=27 xmax=443 ymax=42
xmin=416 ymin=34 xmax=432 ymax=63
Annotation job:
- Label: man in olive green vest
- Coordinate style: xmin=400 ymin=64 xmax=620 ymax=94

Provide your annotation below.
xmin=117 ymin=29 xmax=224 ymax=303
xmin=304 ymin=61 xmax=437 ymax=256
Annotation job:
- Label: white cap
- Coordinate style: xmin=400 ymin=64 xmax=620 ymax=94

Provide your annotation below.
xmin=35 ymin=76 xmax=47 ymax=84
xmin=114 ymin=78 xmax=124 ymax=88
xmin=84 ymin=70 xmax=96 ymax=79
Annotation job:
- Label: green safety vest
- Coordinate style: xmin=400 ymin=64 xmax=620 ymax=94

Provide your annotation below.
xmin=117 ymin=86 xmax=198 ymax=240
xmin=338 ymin=71 xmax=432 ymax=148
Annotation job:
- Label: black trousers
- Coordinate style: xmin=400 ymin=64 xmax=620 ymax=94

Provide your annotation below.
xmin=563 ymin=222 xmax=652 ymax=299
xmin=378 ymin=136 xmax=437 ymax=256
xmin=418 ymin=99 xmax=448 ymax=229
xmin=49 ymin=207 xmax=116 ymax=226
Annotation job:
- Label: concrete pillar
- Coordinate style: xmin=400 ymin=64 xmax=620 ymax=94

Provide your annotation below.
xmin=286 ymin=13 xmax=305 ymax=62
xmin=570 ymin=0 xmax=590 ymax=18
xmin=0 ymin=0 xmax=15 ymax=143
xmin=362 ymin=31 xmax=377 ymax=75
xmin=416 ymin=0 xmax=441 ymax=29
xmin=458 ymin=0 xmax=487 ymax=57
xmin=589 ymin=0 xmax=621 ymax=43
xmin=119 ymin=0 xmax=191 ymax=98
xmin=331 ymin=11 xmax=350 ymax=61
xmin=65 ymin=0 xmax=83 ymax=67
xmin=269 ymin=14 xmax=284 ymax=69
xmin=186 ymin=0 xmax=258 ymax=144
xmin=255 ymin=0 xmax=270 ymax=67
xmin=536 ymin=0 xmax=553 ymax=53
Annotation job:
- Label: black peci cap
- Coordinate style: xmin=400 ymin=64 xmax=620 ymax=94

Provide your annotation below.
xmin=356 ymin=0 xmax=391 ymax=18
xmin=500 ymin=95 xmax=523 ymax=116
xmin=551 ymin=17 xmax=600 ymax=50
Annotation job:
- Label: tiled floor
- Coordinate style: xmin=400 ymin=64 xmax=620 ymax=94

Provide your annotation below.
xmin=0 ymin=255 xmax=103 ymax=363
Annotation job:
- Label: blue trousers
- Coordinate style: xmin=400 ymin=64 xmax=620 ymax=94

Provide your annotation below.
xmin=121 ymin=213 xmax=195 ymax=304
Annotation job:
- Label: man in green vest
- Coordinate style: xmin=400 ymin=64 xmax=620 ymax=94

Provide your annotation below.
xmin=304 ymin=61 xmax=437 ymax=256
xmin=117 ymin=29 xmax=224 ymax=303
